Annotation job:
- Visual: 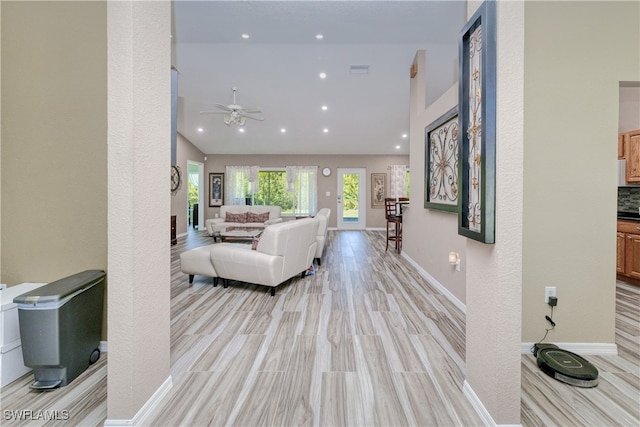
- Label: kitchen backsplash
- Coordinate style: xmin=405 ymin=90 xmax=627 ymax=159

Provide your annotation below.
xmin=618 ymin=186 xmax=640 ymax=212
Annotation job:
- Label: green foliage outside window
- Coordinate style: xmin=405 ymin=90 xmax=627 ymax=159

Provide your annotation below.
xmin=342 ymin=173 xmax=359 ymax=218
xmin=253 ymin=171 xmax=295 ymax=214
xmin=188 ymin=181 xmax=199 ymax=207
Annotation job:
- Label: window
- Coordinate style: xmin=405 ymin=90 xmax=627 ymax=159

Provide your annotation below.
xmin=255 ymin=171 xmax=294 ymax=213
xmin=228 ymin=166 xmax=317 ymax=216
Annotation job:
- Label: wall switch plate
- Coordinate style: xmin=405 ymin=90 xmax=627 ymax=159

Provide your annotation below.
xmin=544 ymin=286 xmax=557 ymax=304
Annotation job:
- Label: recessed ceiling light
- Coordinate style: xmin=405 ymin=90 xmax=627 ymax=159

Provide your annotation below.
xmin=197 ymin=127 xmax=204 ymax=132
xmin=238 ymin=128 xmax=245 ymax=133
xmin=396 ymin=145 xmax=401 ymax=149
xmin=316 ymin=34 xmax=324 ymax=40
xmin=402 ymin=133 xmax=408 ymax=138
xmin=241 ymin=34 xmax=250 ymax=39
xmin=280 ymin=128 xmax=286 ymax=133
xmin=321 ymin=105 xmax=328 ymax=111
xmin=323 ymin=128 xmax=329 ymax=133
xmin=319 ymin=72 xmax=327 ymax=79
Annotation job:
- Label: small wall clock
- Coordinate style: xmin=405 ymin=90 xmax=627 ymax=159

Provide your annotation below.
xmin=171 ymin=165 xmax=182 ymax=195
xmin=322 ymin=167 xmax=331 ymax=177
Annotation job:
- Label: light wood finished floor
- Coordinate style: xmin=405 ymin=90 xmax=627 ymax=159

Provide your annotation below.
xmin=1 ymin=229 xmax=638 ymax=426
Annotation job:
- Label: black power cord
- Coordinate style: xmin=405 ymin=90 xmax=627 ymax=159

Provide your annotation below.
xmin=531 ymin=305 xmax=556 ymax=354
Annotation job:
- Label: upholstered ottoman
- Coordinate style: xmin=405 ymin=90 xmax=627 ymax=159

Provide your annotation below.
xmin=179 ymin=245 xmax=219 ymax=286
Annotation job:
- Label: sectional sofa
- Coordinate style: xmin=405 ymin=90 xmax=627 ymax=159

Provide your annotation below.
xmin=205 ymin=205 xmax=282 ymax=236
xmin=181 ymin=217 xmax=319 ymax=295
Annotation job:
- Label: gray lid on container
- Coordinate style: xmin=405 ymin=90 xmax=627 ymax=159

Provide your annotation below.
xmin=13 ymin=270 xmax=105 ymax=306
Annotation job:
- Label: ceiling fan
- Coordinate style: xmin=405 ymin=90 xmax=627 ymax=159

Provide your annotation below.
xmin=200 ymin=87 xmax=264 ymax=126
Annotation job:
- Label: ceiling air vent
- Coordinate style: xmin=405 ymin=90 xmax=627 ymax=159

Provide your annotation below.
xmin=349 ymin=65 xmax=369 ymax=75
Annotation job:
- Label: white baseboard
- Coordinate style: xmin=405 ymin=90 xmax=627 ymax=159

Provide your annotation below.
xmin=521 ymin=342 xmax=617 ymax=356
xmin=103 ymin=375 xmax=173 ymax=426
xmin=401 ymin=251 xmax=466 ymax=313
xmin=463 ymin=381 xmax=522 ymax=427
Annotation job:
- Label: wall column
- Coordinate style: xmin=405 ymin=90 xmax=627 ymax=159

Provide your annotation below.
xmin=464 ymin=1 xmax=524 ymax=424
xmin=106 ymin=1 xmax=171 ymax=421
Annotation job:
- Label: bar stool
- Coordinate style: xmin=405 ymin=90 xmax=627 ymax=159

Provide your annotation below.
xmin=384 ymin=198 xmax=403 ymax=253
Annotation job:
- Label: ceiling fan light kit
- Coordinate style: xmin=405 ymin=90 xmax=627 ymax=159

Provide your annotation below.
xmin=200 ymin=87 xmax=264 ymax=126
xmin=224 ymin=111 xmax=246 ymax=126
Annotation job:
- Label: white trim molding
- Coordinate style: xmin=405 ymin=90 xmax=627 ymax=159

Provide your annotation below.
xmin=401 ymin=251 xmax=466 ymax=313
xmin=521 ymin=342 xmax=618 ymax=356
xmin=463 ymin=380 xmax=522 ymax=427
xmin=103 ymin=376 xmax=172 ymax=426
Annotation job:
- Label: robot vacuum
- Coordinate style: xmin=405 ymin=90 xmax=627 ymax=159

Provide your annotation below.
xmin=534 ymin=343 xmax=599 ymax=388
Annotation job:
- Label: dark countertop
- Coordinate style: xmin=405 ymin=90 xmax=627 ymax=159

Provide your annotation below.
xmin=618 ymin=211 xmax=640 ymax=221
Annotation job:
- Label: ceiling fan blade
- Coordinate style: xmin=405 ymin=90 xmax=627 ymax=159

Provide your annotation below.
xmin=241 ymin=107 xmax=262 ymax=114
xmin=200 ymin=110 xmax=227 ymax=115
xmin=239 ymin=112 xmax=265 ymax=121
xmin=213 ymin=103 xmax=233 ymax=111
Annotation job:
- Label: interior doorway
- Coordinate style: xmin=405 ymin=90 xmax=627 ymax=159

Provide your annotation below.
xmin=187 ymin=161 xmax=204 ymax=230
xmin=337 ymin=168 xmax=366 ymax=230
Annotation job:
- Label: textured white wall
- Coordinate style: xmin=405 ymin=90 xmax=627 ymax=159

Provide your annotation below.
xmin=107 ymin=1 xmax=171 ymax=420
xmin=404 ymin=50 xmax=467 ymax=304
xmin=0 ymin=1 xmax=3 ymax=283
xmin=464 ymin=1 xmax=524 ymax=424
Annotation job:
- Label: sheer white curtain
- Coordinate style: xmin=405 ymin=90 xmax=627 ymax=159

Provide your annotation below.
xmin=286 ymin=166 xmax=318 ymax=215
xmin=225 ymin=165 xmax=259 ymax=205
xmin=388 ymin=165 xmax=407 ymax=198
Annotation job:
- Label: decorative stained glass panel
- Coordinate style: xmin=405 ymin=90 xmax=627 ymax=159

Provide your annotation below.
xmin=458 ymin=1 xmax=496 ymax=244
xmin=425 ymin=106 xmax=459 ymax=212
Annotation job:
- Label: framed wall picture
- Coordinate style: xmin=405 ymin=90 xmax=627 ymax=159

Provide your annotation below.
xmin=425 ymin=106 xmax=459 ymax=212
xmin=209 ymin=173 xmax=224 ymax=207
xmin=371 ymin=173 xmax=387 ymax=208
xmin=458 ymin=0 xmax=496 ymax=244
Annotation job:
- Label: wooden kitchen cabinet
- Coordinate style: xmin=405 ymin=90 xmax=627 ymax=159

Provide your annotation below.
xmin=626 ymin=233 xmax=640 ymax=279
xmin=624 ymin=130 xmax=640 ymax=183
xmin=617 ymin=220 xmax=640 ymax=283
xmin=617 ymin=232 xmax=626 ymax=273
xmin=618 ymin=133 xmax=626 ymax=159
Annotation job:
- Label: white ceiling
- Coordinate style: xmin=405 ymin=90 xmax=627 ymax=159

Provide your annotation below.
xmin=173 ymin=1 xmax=466 ymax=155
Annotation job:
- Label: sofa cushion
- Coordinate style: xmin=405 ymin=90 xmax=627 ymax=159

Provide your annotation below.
xmin=247 ymin=211 xmax=270 ymax=223
xmin=225 ymin=211 xmax=248 ymax=223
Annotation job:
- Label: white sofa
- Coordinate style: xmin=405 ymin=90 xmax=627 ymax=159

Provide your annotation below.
xmin=205 ymin=205 xmax=282 ymax=236
xmin=179 ymin=244 xmax=219 ymax=286
xmin=208 ymin=217 xmax=319 ymax=295
xmin=314 ymin=208 xmax=330 ymax=265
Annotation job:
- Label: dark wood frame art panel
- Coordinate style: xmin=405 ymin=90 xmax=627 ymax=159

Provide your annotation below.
xmin=425 ymin=106 xmax=459 ymax=213
xmin=209 ymin=172 xmax=224 ymax=207
xmin=458 ymin=0 xmax=496 ymax=244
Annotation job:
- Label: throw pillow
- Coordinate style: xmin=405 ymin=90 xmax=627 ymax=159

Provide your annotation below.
xmin=247 ymin=211 xmax=270 ymax=223
xmin=251 ymin=236 xmax=260 ymax=250
xmin=225 ymin=212 xmax=248 ymax=223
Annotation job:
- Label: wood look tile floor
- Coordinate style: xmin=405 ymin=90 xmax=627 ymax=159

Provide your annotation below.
xmin=1 ymin=228 xmax=638 ymax=426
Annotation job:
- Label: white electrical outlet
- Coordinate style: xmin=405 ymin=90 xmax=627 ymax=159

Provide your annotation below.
xmin=544 ymin=286 xmax=557 ymax=303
